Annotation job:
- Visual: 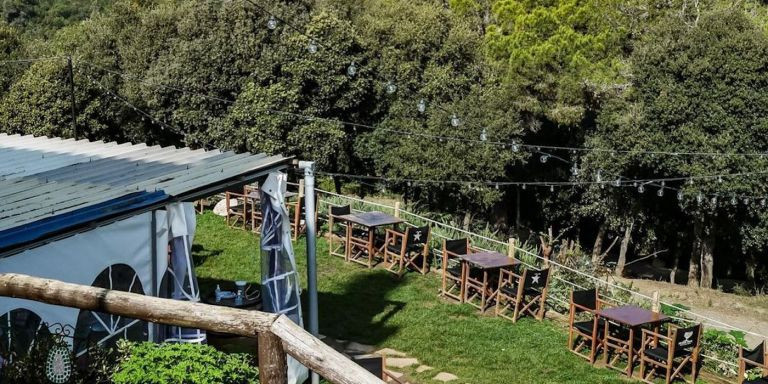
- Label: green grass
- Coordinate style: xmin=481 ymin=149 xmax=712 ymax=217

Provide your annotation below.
xmin=193 ymin=213 xmax=631 ymax=384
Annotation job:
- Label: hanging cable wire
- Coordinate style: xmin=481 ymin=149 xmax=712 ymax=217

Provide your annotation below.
xmin=0 ymin=56 xmax=68 ymax=65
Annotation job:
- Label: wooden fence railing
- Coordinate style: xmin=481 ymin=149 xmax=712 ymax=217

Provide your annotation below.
xmin=0 ymin=273 xmax=384 ymax=384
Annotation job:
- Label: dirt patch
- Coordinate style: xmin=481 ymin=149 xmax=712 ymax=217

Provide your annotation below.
xmin=617 ymin=277 xmax=768 ymax=344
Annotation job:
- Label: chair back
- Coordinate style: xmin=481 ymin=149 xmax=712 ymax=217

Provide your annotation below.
xmin=353 ymin=355 xmax=384 ymax=380
xmin=405 ymin=226 xmax=430 ymax=247
xmin=673 ymin=324 xmax=701 ymax=351
xmin=743 ymin=341 xmax=765 ymax=365
xmin=523 ymin=268 xmax=550 ymax=291
xmin=330 ymin=205 xmax=351 ymax=217
xmin=571 ymin=288 xmax=598 ymax=313
xmin=444 ymin=238 xmax=469 ymax=256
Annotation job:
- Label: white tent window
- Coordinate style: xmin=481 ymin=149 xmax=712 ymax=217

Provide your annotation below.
xmin=73 ymin=265 xmax=147 ymax=354
xmin=0 ymin=309 xmax=46 ymax=362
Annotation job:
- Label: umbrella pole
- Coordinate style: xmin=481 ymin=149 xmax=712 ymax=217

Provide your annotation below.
xmin=299 ymin=161 xmax=319 ymax=384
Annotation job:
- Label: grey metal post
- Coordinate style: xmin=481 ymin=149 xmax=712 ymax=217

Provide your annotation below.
xmin=149 ymin=210 xmax=158 ymax=342
xmin=298 ymin=160 xmax=319 ymax=384
xmin=67 ymin=56 xmax=77 ymax=140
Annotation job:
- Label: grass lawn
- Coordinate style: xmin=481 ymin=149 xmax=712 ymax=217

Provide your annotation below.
xmin=193 ymin=212 xmax=631 ymax=384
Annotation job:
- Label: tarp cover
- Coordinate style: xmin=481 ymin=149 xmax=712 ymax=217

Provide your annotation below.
xmin=260 ymin=172 xmax=308 ymax=384
xmin=0 ymin=211 xmax=169 ymax=348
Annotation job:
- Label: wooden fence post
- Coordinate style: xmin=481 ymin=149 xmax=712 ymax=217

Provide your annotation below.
xmin=258 ymin=331 xmax=288 ymax=384
xmin=508 ymin=238 xmax=516 ymax=259
xmin=299 ymin=179 xmax=305 ymax=198
xmin=652 ymin=291 xmax=661 ymax=313
xmin=394 ymin=202 xmax=401 ymax=218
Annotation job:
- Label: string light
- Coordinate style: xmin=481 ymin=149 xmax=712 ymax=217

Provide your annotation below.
xmin=697 ymin=193 xmax=703 ymax=204
xmin=308 ymin=40 xmax=318 ymax=54
xmin=450 ymin=114 xmax=460 ymax=127
xmin=571 ymin=165 xmax=579 ymax=176
xmin=267 ymin=15 xmax=278 ymax=30
xmin=480 ymin=128 xmax=488 ymax=142
xmin=677 ymin=190 xmax=684 ymax=201
xmin=731 ymin=196 xmax=738 ymax=206
xmin=511 ymin=142 xmax=520 ymax=152
xmin=638 ymin=184 xmax=645 ymax=193
xmin=347 ymin=62 xmax=357 ymax=77
xmin=386 ymin=81 xmax=397 ymax=94
xmin=417 ymin=99 xmax=426 ymax=113
xmin=540 ymin=154 xmax=549 ymax=163
xmin=613 ymin=178 xmax=621 ymax=187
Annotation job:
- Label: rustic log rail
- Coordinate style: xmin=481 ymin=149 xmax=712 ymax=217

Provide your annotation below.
xmin=0 ymin=273 xmax=384 ymax=384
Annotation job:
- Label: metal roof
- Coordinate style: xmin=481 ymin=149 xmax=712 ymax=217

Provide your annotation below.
xmin=0 ymin=133 xmax=291 ymax=251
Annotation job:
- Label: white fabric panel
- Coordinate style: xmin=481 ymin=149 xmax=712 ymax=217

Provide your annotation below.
xmin=0 ymin=211 xmax=170 ymax=347
xmin=167 ymin=202 xmax=196 ymax=242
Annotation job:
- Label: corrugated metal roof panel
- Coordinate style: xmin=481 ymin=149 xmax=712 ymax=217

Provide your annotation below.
xmin=0 ymin=134 xmax=292 ymax=240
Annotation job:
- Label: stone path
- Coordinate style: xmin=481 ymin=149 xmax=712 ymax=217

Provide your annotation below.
xmin=320 ymin=335 xmax=460 ymax=383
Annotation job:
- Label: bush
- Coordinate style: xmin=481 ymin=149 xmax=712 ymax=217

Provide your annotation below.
xmin=112 ymin=341 xmax=259 ymax=384
xmin=700 ymin=329 xmax=748 ymax=377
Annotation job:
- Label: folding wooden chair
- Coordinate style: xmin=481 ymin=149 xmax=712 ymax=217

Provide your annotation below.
xmin=244 ymin=185 xmax=263 ymax=232
xmin=495 ymin=267 xmax=550 ymax=322
xmin=440 ymin=238 xmax=475 ymax=301
xmin=287 ymin=195 xmax=317 ymax=240
xmin=328 ymin=205 xmax=351 ymax=259
xmin=352 ymin=355 xmax=405 ymax=383
xmin=383 ymin=226 xmax=430 ymax=276
xmin=225 ymin=191 xmax=249 ymax=230
xmin=638 ymin=324 xmax=702 ymax=384
xmin=567 ymin=288 xmax=607 ymax=364
xmin=739 ymin=341 xmax=767 ymax=384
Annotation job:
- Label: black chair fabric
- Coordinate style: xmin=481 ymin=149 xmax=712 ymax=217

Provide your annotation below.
xmin=674 ymin=324 xmax=701 ymax=351
xmin=444 ymin=238 xmax=469 ymax=255
xmin=330 ymin=205 xmax=351 ymax=216
xmin=572 ymin=288 xmax=598 ymax=312
xmin=744 ymin=342 xmax=765 ymax=365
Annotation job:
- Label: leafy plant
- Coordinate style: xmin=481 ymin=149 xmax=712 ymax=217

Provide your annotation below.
xmin=112 ymin=341 xmax=259 ymax=384
xmin=700 ymin=329 xmax=748 ymax=377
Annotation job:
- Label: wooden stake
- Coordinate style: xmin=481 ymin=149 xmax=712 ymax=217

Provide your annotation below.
xmin=258 ymin=331 xmax=287 ymax=384
xmin=394 ymin=202 xmax=401 ymax=218
xmin=299 ymin=179 xmax=305 ymax=198
xmin=652 ymin=291 xmax=661 ymax=313
xmin=508 ymin=238 xmax=516 ymax=259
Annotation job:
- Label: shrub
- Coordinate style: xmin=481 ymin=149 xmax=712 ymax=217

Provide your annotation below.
xmin=700 ymin=329 xmax=748 ymax=377
xmin=112 ymin=341 xmax=259 ymax=384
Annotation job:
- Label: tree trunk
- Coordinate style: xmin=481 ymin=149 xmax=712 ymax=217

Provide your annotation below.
xmin=592 ymin=223 xmax=606 ymax=265
xmin=670 ymin=245 xmax=681 ymax=284
xmin=515 ymin=187 xmax=521 ymax=230
xmin=700 ymin=227 xmax=715 ymax=288
xmin=462 ymin=211 xmax=472 ymax=231
xmin=615 ymin=222 xmax=633 ymax=276
xmin=688 ymin=219 xmax=703 ymax=287
xmin=746 ymin=255 xmax=757 ymax=289
xmin=333 ymin=176 xmax=342 ymax=194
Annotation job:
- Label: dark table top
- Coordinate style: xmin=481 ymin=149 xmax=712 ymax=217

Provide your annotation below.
xmin=458 ymin=251 xmax=521 ymax=269
xmin=597 ymin=305 xmax=669 ymax=327
xmin=338 ymin=211 xmax=404 ymax=228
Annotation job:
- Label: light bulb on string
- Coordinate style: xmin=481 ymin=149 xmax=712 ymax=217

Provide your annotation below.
xmin=762 ymin=199 xmax=766 ymax=207
xmin=495 ymin=183 xmax=499 ymax=190
xmin=613 ymin=178 xmax=621 ymax=187
xmin=267 ymin=16 xmax=278 ymax=30
xmin=731 ymin=196 xmax=738 ymax=206
xmin=347 ymin=62 xmax=357 ymax=77
xmin=638 ymin=184 xmax=645 ymax=193
xmin=596 ymin=170 xmax=602 ymax=183
xmin=522 ymin=184 xmax=527 ymax=190
xmin=511 ymin=142 xmax=520 ymax=152
xmin=697 ymin=193 xmax=703 ymax=204
xmin=481 ymin=128 xmax=488 ymax=142
xmin=386 ymin=81 xmax=397 ymax=94
xmin=571 ymin=166 xmax=579 ymax=176
xmin=711 ymin=196 xmax=718 ymax=205
xmin=451 ymin=114 xmax=460 ymax=127
xmin=718 ymin=175 xmax=723 ymax=183
xmin=540 ymin=154 xmax=549 ymax=163
xmin=657 ymin=187 xmax=664 ymax=197
xmin=550 ymin=185 xmax=554 ymax=192
xmin=308 ymin=40 xmax=318 ymax=54
xmin=743 ymin=197 xmax=750 ymax=205
xmin=417 ymin=99 xmax=426 ymax=114
xmin=677 ymin=190 xmax=684 ymax=201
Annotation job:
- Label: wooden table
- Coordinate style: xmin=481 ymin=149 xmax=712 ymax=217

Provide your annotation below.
xmin=338 ymin=211 xmax=404 ymax=268
xmin=597 ymin=305 xmax=670 ymax=377
xmin=458 ymin=251 xmax=521 ymax=311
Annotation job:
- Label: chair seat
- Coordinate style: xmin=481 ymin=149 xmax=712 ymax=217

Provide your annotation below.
xmin=573 ymin=319 xmax=605 ymax=336
xmin=500 ymin=285 xmax=540 ymax=297
xmin=386 ymin=243 xmax=422 ymax=255
xmin=644 ymin=346 xmax=691 ymax=361
xmin=744 ymin=377 xmax=768 ymax=384
xmin=445 ymin=264 xmax=462 ymax=277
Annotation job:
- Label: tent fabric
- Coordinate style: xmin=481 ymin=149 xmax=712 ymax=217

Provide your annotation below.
xmin=0 ymin=190 xmax=168 ymax=252
xmin=260 ymin=172 xmax=308 ymax=384
xmin=0 ymin=211 xmax=169 ymax=348
xmin=165 ymin=202 xmax=206 ymax=344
